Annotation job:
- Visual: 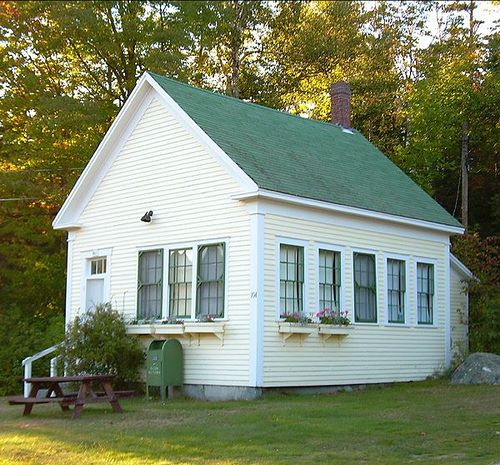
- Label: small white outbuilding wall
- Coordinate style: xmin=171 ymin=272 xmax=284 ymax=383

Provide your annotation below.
xmin=450 ymin=260 xmax=471 ymax=363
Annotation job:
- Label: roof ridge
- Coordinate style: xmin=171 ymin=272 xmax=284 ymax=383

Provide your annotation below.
xmin=147 ymin=71 xmax=358 ymax=134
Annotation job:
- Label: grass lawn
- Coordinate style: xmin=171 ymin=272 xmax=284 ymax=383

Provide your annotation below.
xmin=0 ymin=380 xmax=498 ymax=465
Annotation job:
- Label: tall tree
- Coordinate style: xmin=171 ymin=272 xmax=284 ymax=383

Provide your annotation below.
xmin=176 ymin=1 xmax=272 ymax=98
xmin=0 ymin=0 xmax=188 ymax=394
xmin=402 ymin=1 xmax=499 ymax=235
xmin=264 ymin=1 xmax=433 ymax=158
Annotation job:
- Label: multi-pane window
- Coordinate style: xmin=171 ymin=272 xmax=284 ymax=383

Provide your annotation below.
xmin=417 ymin=262 xmax=434 ymax=324
xmin=169 ymin=249 xmax=193 ymax=318
xmin=90 ymin=257 xmax=106 ymax=275
xmin=387 ymin=258 xmax=406 ymax=323
xmin=137 ymin=250 xmax=163 ymax=319
xmin=279 ymin=244 xmax=304 ymax=316
xmin=353 ymin=253 xmax=377 ymax=322
xmin=197 ymin=243 xmax=225 ymax=318
xmin=319 ymin=249 xmax=341 ymax=310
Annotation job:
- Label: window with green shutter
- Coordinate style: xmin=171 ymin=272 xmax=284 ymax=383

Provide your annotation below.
xmin=318 ymin=249 xmax=341 ymax=311
xmin=279 ymin=244 xmax=304 ymax=316
xmin=137 ymin=249 xmax=163 ymax=319
xmin=196 ymin=243 xmax=225 ymax=318
xmin=169 ymin=248 xmax=193 ymax=318
xmin=354 ymin=252 xmax=377 ymax=323
xmin=417 ymin=262 xmax=434 ymax=324
xmin=387 ymin=258 xmax=406 ymax=323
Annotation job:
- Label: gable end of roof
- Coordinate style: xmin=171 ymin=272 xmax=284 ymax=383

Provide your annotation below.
xmin=52 ymin=73 xmax=257 ymax=230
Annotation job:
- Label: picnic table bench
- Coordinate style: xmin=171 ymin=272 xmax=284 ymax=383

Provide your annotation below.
xmin=8 ymin=374 xmax=133 ymax=419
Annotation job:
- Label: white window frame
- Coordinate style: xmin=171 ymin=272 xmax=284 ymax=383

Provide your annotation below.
xmin=138 ymin=238 xmax=229 ymax=321
xmin=315 ymin=242 xmax=345 ymax=316
xmin=414 ymin=257 xmax=437 ymax=327
xmin=167 ymin=246 xmax=194 ymax=320
xmin=384 ymin=253 xmax=410 ymax=326
xmin=194 ymin=241 xmax=227 ymax=319
xmin=351 ymin=247 xmax=380 ymax=325
xmin=80 ymin=248 xmax=112 ymax=313
xmin=136 ymin=248 xmax=164 ymax=320
xmin=275 ymin=237 xmax=309 ymax=321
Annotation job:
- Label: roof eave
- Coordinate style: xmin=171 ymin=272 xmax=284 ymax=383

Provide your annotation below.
xmin=450 ymin=253 xmax=477 ymax=280
xmin=53 ymin=72 xmax=258 ymax=232
xmin=233 ymin=189 xmax=464 ymax=235
xmin=53 ymin=223 xmax=82 ymax=231
xmin=52 ymin=72 xmax=153 ymax=230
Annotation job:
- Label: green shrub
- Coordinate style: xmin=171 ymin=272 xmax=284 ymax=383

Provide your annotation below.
xmin=58 ymin=303 xmax=144 ymax=387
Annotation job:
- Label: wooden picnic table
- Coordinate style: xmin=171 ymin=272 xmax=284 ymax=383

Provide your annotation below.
xmin=8 ymin=374 xmax=125 ymax=419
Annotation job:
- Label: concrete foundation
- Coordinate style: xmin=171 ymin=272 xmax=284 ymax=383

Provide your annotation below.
xmin=183 ymin=384 xmax=263 ymax=401
xmin=182 ymin=382 xmax=392 ymax=401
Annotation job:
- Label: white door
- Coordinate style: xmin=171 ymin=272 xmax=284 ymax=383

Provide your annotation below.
xmin=85 ymin=278 xmax=105 ymax=311
xmin=84 ymin=256 xmax=108 ymax=311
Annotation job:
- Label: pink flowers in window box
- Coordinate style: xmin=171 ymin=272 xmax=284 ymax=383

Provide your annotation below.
xmin=281 ymin=312 xmax=313 ymax=324
xmin=316 ymin=308 xmax=351 ymax=326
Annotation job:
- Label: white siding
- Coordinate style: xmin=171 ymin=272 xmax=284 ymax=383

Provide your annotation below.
xmin=263 ymin=213 xmax=448 ymax=387
xmin=450 ymin=267 xmax=469 ymax=363
xmin=68 ymin=97 xmax=252 ymax=386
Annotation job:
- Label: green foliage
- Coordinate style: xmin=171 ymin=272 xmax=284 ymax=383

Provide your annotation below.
xmin=0 ymin=309 xmax=64 ymax=395
xmin=58 ymin=303 xmax=144 ymax=387
xmin=401 ymin=6 xmax=499 ymax=235
xmin=264 ymin=1 xmax=431 ymax=159
xmin=469 ymin=292 xmax=500 ymax=355
xmin=452 ymin=233 xmax=500 ymax=354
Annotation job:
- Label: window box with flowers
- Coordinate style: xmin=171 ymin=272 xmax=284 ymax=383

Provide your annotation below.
xmin=316 ymin=308 xmax=354 ymax=341
xmin=183 ymin=315 xmax=225 ymax=340
xmin=126 ymin=318 xmax=185 ymax=336
xmin=278 ymin=312 xmax=317 ymax=340
xmin=154 ymin=320 xmax=185 ymax=335
xmin=126 ymin=323 xmax=156 ymax=335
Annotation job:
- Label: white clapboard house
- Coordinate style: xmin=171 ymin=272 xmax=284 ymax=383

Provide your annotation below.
xmin=52 ymin=72 xmax=473 ymax=399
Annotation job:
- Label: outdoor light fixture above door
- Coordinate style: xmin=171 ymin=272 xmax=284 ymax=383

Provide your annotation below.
xmin=140 ymin=210 xmax=153 ymax=222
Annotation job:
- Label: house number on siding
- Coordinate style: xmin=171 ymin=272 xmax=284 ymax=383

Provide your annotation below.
xmin=251 ymin=291 xmax=257 ymax=298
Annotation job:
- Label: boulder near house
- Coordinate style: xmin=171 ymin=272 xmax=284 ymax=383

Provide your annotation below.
xmin=51 ymin=72 xmax=473 ymax=400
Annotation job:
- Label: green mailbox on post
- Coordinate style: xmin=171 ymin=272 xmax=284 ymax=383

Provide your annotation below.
xmin=146 ymin=339 xmax=183 ymax=400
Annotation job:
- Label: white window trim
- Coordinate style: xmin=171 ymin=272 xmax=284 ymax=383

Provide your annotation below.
xmin=80 ymin=248 xmax=112 ymax=313
xmin=136 ymin=248 xmax=164 ymax=320
xmin=138 ymin=238 xmax=229 ymax=321
xmin=414 ymin=257 xmax=438 ymax=328
xmin=351 ymin=248 xmax=380 ymax=325
xmin=163 ymin=245 xmax=195 ymax=321
xmin=275 ymin=237 xmax=309 ymax=321
xmin=315 ymin=242 xmax=346 ymax=316
xmin=384 ymin=253 xmax=410 ymax=326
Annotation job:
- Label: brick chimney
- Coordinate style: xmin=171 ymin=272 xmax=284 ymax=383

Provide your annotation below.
xmin=330 ymin=82 xmax=351 ymax=128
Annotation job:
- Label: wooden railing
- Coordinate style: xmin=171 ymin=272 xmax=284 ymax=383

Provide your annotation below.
xmin=22 ymin=344 xmax=61 ymax=397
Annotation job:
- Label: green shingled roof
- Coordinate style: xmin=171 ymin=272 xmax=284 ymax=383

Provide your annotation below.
xmin=150 ymin=72 xmax=462 ymax=228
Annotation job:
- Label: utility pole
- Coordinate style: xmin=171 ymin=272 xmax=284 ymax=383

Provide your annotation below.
xmin=461 ymin=0 xmax=475 ymax=231
xmin=461 ymin=121 xmax=469 ymax=231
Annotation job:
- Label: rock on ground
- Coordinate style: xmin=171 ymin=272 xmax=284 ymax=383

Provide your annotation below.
xmin=450 ymin=352 xmax=500 ymax=385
